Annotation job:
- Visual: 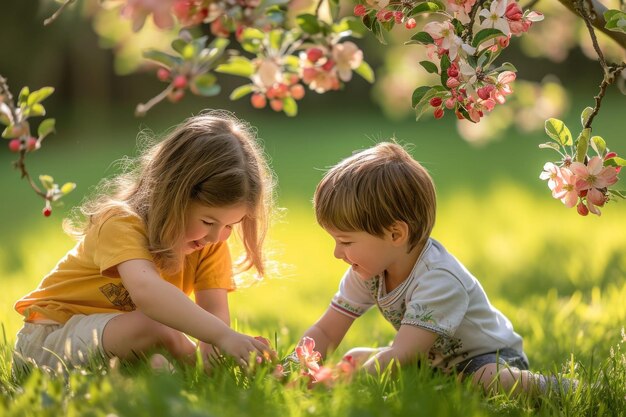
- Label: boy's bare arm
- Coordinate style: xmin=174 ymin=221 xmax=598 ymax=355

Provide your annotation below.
xmin=363 ymin=325 xmax=437 ymax=373
xmin=302 ymin=307 xmax=354 ymax=357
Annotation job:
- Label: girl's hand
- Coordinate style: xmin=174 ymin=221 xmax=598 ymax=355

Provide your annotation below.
xmin=218 ymin=330 xmax=276 ymax=367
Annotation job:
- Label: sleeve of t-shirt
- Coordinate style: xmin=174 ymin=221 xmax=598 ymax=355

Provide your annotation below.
xmin=401 ymin=269 xmax=470 ymax=338
xmin=329 ymin=268 xmax=376 ymax=319
xmin=93 ymin=214 xmax=154 ymax=277
xmin=194 ymin=242 xmax=235 ymax=292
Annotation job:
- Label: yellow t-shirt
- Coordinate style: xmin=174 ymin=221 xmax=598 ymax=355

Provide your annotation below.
xmin=15 ymin=213 xmax=234 ymax=324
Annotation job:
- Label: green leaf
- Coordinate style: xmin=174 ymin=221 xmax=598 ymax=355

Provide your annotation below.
xmin=240 ymin=28 xmax=265 ymax=54
xmin=27 ymin=87 xmax=54 ymax=106
xmin=604 ymin=9 xmax=626 ymax=34
xmin=354 ymin=61 xmax=375 ymax=83
xmin=182 ymin=44 xmax=196 ymax=60
xmin=268 ymin=29 xmax=284 ymax=51
xmin=171 ymin=39 xmax=187 ymax=54
xmin=2 ymin=124 xmax=22 ymax=139
xmin=215 ymin=57 xmax=255 ymax=77
xmin=492 ymin=62 xmax=517 ymax=72
xmin=538 ymin=142 xmax=561 ymax=151
xmin=143 ymin=50 xmax=181 ymax=68
xmin=412 ymin=86 xmax=433 ymax=108
xmin=413 ymin=86 xmax=447 ymax=120
xmin=439 ymin=54 xmax=451 ymax=87
xmin=608 ymin=189 xmax=626 ymax=199
xmin=580 ymin=106 xmax=594 ymax=127
xmin=18 ymin=87 xmax=29 ymax=106
xmin=229 ymin=84 xmax=255 ymax=100
xmin=407 ymin=31 xmax=434 ymax=45
xmin=545 ymin=118 xmax=572 ymax=146
xmin=371 ymin=20 xmax=387 ymax=45
xmin=575 ymin=128 xmax=590 ymax=163
xmin=471 ymin=28 xmax=504 ymax=48
xmin=283 ymin=97 xmax=298 ymax=117
xmin=61 ymin=182 xmax=76 ymax=195
xmin=604 ymin=156 xmax=626 ymax=167
xmin=192 ymin=74 xmax=220 ymax=97
xmin=590 ymin=135 xmax=606 ymax=157
xmin=38 ymin=118 xmax=56 ymax=139
xmin=39 ymin=175 xmax=54 ymax=190
xmin=419 ymin=60 xmax=439 ymax=74
xmin=408 ymin=2 xmax=443 ymax=16
xmin=0 ymin=113 xmax=10 ymax=126
xmin=26 ymin=103 xmax=46 ymax=117
xmin=296 ymin=13 xmax=322 ymax=34
xmin=332 ymin=17 xmax=367 ymax=37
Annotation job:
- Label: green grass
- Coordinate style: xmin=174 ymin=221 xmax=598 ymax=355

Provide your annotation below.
xmin=1 ymin=101 xmax=626 ymax=415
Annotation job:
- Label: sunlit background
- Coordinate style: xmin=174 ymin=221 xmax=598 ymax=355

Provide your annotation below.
xmin=1 ymin=1 xmax=625 ymax=376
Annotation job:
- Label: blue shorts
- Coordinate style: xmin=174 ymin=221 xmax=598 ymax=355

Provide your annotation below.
xmin=455 ymin=348 xmax=529 ymax=375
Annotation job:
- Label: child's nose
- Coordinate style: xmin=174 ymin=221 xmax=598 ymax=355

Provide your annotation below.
xmin=333 ymin=244 xmax=343 ymax=260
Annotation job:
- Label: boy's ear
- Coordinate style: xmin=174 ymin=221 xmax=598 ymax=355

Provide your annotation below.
xmin=388 ymin=221 xmax=409 ymax=246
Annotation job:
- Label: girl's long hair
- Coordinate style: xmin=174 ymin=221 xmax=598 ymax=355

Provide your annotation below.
xmin=65 ymin=110 xmax=275 ymax=276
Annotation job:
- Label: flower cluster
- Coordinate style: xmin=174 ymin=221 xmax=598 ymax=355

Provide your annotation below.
xmin=368 ymin=0 xmax=544 ymax=122
xmin=539 ymin=111 xmax=625 ymax=216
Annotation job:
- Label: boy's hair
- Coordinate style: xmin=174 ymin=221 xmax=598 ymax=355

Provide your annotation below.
xmin=66 ymin=110 xmax=274 ymax=276
xmin=314 ymin=142 xmax=436 ymax=251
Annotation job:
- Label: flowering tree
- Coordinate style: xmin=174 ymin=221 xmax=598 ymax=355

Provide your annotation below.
xmin=1 ymin=0 xmax=625 ymax=215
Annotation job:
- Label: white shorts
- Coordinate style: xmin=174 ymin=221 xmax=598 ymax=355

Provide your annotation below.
xmin=13 ymin=313 xmax=121 ymax=374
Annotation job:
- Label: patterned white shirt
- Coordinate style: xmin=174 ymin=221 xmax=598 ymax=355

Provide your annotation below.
xmin=330 ymin=238 xmax=524 ymax=371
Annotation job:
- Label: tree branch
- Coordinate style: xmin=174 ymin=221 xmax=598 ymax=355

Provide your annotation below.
xmin=557 ymin=0 xmax=626 ymax=50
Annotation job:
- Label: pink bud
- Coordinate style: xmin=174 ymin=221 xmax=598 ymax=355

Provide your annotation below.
xmin=353 ymin=4 xmax=367 ymax=17
xmin=429 ymin=97 xmax=442 ymax=107
xmin=577 ymin=201 xmax=589 ymax=216
xmin=405 ymin=18 xmax=417 ymax=29
xmin=447 ymin=66 xmax=459 ymax=78
xmin=8 ymin=139 xmax=21 ymax=153
xmin=157 ymin=68 xmax=171 ymax=82
xmin=306 ymin=48 xmax=324 ymax=64
xmin=446 ymin=77 xmax=460 ymax=88
xmin=433 ymin=108 xmax=444 ymax=119
xmin=445 ymin=97 xmax=456 ymax=109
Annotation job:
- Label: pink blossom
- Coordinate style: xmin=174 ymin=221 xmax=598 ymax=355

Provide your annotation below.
xmin=539 ymin=162 xmax=564 ymax=195
xmin=446 ymin=0 xmax=476 ymax=23
xmin=252 ymin=58 xmax=283 ymax=90
xmin=491 ymin=70 xmax=516 ymax=103
xmin=301 ymin=67 xmax=340 ymax=93
xmin=552 ymin=167 xmax=578 ymax=208
xmin=570 ymin=156 xmax=619 ymax=191
xmin=478 ymin=0 xmax=510 ymax=36
xmin=332 ymin=42 xmax=364 ymax=82
xmin=423 ymin=21 xmax=463 ymax=60
xmin=295 ymin=337 xmax=323 ymax=372
xmin=121 ymin=0 xmax=175 ymax=32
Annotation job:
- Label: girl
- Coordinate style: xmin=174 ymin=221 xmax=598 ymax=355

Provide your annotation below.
xmin=13 ymin=110 xmax=274 ymax=373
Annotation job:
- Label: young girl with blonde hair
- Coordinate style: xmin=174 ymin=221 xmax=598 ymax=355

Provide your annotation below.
xmin=14 ymin=110 xmax=274 ymax=372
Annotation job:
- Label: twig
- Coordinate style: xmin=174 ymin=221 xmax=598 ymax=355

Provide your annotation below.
xmin=584 ymin=63 xmax=626 ymax=129
xmin=315 ymin=0 xmax=325 ymax=17
xmin=573 ymin=0 xmax=626 ymax=129
xmin=135 ymin=85 xmax=175 ymax=117
xmin=464 ymin=0 xmax=488 ymax=42
xmin=0 ymin=76 xmax=46 ymax=199
xmin=44 ymin=0 xmax=77 ymax=26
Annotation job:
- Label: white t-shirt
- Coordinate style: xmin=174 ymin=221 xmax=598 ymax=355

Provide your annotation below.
xmin=330 ymin=238 xmax=524 ymax=371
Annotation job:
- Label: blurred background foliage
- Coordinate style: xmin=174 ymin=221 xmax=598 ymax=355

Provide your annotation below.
xmin=0 ymin=0 xmax=625 ymax=375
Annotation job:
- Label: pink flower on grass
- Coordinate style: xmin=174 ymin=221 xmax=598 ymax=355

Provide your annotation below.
xmin=295 ymin=337 xmax=323 ymax=372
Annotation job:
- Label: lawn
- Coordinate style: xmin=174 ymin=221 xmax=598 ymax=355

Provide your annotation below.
xmin=1 ymin=96 xmax=625 ymax=416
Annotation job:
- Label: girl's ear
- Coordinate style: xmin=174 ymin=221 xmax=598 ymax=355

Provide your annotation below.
xmin=389 ymin=221 xmax=409 ymax=246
